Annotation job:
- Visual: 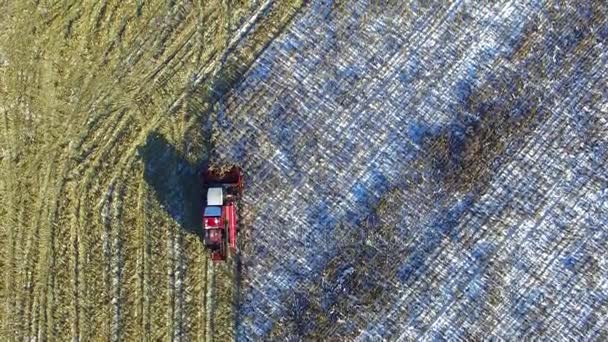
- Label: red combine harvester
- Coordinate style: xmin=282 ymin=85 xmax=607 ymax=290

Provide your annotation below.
xmin=201 ymin=166 xmax=243 ymax=261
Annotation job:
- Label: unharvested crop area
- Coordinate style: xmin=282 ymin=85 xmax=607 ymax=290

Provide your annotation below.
xmin=210 ymin=1 xmax=608 ymax=340
xmin=0 ymin=1 xmax=302 ymax=340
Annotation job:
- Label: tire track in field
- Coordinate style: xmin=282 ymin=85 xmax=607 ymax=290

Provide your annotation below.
xmin=140 ymin=184 xmax=154 ymax=341
xmin=68 ymin=173 xmax=83 ymax=341
xmin=166 ymin=201 xmax=177 ymax=340
xmin=1 ymin=32 xmax=41 ymax=334
xmin=1 ymin=101 xmax=21 ymax=338
xmin=41 ymin=154 xmax=73 ymax=340
xmin=134 ymin=180 xmax=146 ymax=340
xmin=110 ymin=180 xmax=125 ymax=342
xmin=200 ymin=244 xmax=209 ymax=341
xmin=205 ymin=260 xmax=216 ymax=342
xmin=22 ymin=155 xmax=57 ymax=340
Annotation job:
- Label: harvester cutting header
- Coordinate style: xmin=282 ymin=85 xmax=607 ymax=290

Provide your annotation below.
xmin=200 ymin=166 xmax=243 ymax=261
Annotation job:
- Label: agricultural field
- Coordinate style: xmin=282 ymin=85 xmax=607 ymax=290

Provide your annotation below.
xmin=2 ymin=0 xmax=608 ymax=341
xmin=0 ymin=0 xmax=302 ymax=340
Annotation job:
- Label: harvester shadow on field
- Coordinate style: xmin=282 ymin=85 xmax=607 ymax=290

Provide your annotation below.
xmin=139 ymin=65 xmax=246 ymax=236
xmin=141 ymin=131 xmax=205 ymax=237
xmin=139 ymin=32 xmax=276 ymax=335
xmin=141 ymin=129 xmax=244 ymax=340
xmin=140 ymin=74 xmax=244 ymax=339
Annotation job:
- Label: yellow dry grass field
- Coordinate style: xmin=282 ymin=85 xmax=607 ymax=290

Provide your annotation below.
xmin=0 ymin=0 xmax=302 ymax=340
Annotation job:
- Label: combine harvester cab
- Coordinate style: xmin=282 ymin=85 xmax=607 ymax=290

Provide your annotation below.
xmin=201 ymin=166 xmax=242 ymax=261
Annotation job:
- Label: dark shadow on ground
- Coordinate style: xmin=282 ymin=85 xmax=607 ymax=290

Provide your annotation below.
xmin=141 ymin=131 xmax=204 ymax=236
xmin=138 ymin=66 xmax=246 ymax=238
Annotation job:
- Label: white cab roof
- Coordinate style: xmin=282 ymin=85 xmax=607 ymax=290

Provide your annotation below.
xmin=207 ymin=187 xmax=223 ymax=206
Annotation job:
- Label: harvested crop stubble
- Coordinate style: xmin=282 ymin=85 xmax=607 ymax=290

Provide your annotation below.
xmin=0 ymin=0 xmax=303 ymax=341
